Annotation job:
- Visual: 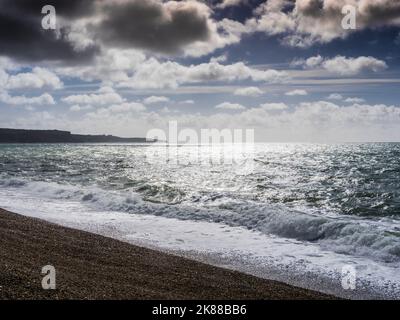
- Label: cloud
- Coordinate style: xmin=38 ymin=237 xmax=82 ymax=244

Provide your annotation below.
xmin=117 ymin=59 xmax=288 ymax=89
xmin=183 ymin=17 xmax=244 ymax=57
xmin=1 ymin=0 xmax=95 ymax=18
xmin=56 ymin=48 xmax=287 ymax=90
xmin=0 ymin=0 xmax=243 ymax=63
xmin=69 ymin=100 xmax=145 ymax=115
xmin=327 ymin=93 xmax=344 ymax=100
xmin=297 ymin=55 xmax=387 ymax=76
xmin=260 ymin=102 xmax=288 ymax=111
xmin=94 ymin=0 xmax=212 ymax=55
xmin=55 ymin=49 xmax=147 ymax=83
xmin=210 ymin=54 xmax=228 ymax=63
xmin=215 ymin=102 xmax=246 ymax=110
xmin=285 ymin=89 xmax=308 ymax=96
xmin=4 ymin=67 xmax=63 ymax=90
xmin=87 ymin=0 xmax=243 ymax=58
xmin=217 ymin=0 xmax=245 ymax=9
xmin=0 ymin=91 xmax=55 ymax=105
xmin=70 ymin=105 xmax=93 ymax=112
xmin=62 ymin=87 xmax=124 ymax=105
xmin=0 ymin=57 xmax=20 ymax=71
xmin=180 ymin=100 xmax=195 ymax=104
xmin=85 ymin=102 xmax=146 ymax=122
xmin=244 ymin=0 xmax=400 ymax=47
xmin=322 ymin=56 xmax=388 ymax=76
xmin=0 ymin=0 xmax=98 ymax=62
xmin=299 ymin=55 xmax=324 ymax=68
xmin=143 ymin=96 xmax=170 ymax=104
xmin=7 ymin=99 xmax=400 ymax=142
xmin=3 ymin=0 xmax=399 ymax=65
xmin=107 ymin=102 xmax=146 ymax=113
xmin=345 ymin=97 xmax=365 ymax=103
xmin=234 ymin=86 xmax=263 ymax=97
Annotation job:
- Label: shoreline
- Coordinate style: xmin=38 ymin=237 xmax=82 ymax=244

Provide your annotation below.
xmin=0 ymin=208 xmax=336 ymax=300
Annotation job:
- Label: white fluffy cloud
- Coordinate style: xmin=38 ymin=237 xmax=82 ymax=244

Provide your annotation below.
xmin=285 ymin=89 xmax=308 ymax=96
xmin=56 ymin=48 xmax=287 ymax=90
xmin=215 ymin=102 xmax=246 ymax=110
xmin=70 ymin=101 xmax=145 ymax=114
xmin=210 ymin=54 xmax=228 ymax=63
xmin=345 ymin=97 xmax=365 ymax=103
xmin=217 ymin=0 xmax=245 ymax=9
xmin=242 ymin=0 xmax=400 ymax=47
xmin=108 ymin=102 xmax=146 ymax=113
xmin=116 ymin=59 xmax=288 ymax=89
xmin=327 ymin=93 xmax=344 ymax=100
xmin=322 ymin=56 xmax=388 ymax=76
xmin=294 ymin=55 xmax=324 ymax=69
xmin=62 ymin=87 xmax=147 ymax=115
xmin=180 ymin=100 xmax=195 ymax=104
xmin=70 ymin=105 xmax=94 ymax=112
xmin=234 ymin=86 xmax=264 ymax=97
xmin=260 ymin=102 xmax=288 ymax=111
xmin=56 ymin=49 xmax=146 ymax=83
xmin=143 ymin=96 xmax=170 ymax=104
xmin=297 ymin=55 xmax=387 ymax=76
xmin=0 ymin=67 xmax=63 ymax=90
xmin=0 ymin=92 xmax=55 ymax=105
xmin=62 ymin=87 xmax=124 ymax=105
xmin=326 ymin=95 xmax=365 ymax=104
xmin=7 ymin=99 xmax=400 ymax=142
xmin=0 ymin=57 xmax=19 ymax=72
xmin=7 ymin=68 xmax=63 ymax=90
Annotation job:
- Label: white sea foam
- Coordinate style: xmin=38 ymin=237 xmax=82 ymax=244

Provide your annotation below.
xmin=1 ymin=178 xmax=400 ymax=263
xmin=0 ymin=179 xmax=400 ymax=299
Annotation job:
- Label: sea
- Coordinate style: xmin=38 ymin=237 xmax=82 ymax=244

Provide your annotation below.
xmin=0 ymin=143 xmax=399 ymax=299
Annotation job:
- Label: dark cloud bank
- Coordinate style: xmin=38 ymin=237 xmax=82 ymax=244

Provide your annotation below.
xmin=0 ymin=0 xmax=213 ymax=63
xmin=0 ymin=0 xmax=97 ymax=63
xmin=96 ymin=0 xmax=210 ymax=54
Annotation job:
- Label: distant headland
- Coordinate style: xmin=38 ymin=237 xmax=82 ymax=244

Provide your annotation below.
xmin=0 ymin=128 xmax=154 ymax=143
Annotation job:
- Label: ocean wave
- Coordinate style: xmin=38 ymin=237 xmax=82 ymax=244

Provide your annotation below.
xmin=0 ymin=178 xmax=27 ymax=188
xmin=1 ymin=177 xmax=400 ymax=264
xmin=135 ymin=182 xmax=186 ymax=204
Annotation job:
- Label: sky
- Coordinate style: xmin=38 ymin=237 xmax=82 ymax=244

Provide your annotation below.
xmin=1 ymin=0 xmax=400 ymax=142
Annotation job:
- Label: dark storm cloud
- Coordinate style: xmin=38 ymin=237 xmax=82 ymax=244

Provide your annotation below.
xmin=294 ymin=0 xmax=400 ymax=26
xmin=0 ymin=14 xmax=98 ymax=63
xmin=94 ymin=0 xmax=211 ymax=54
xmin=0 ymin=0 xmax=214 ymax=62
xmin=0 ymin=0 xmax=95 ymax=18
xmin=358 ymin=1 xmax=400 ymax=27
xmin=0 ymin=0 xmax=97 ymax=63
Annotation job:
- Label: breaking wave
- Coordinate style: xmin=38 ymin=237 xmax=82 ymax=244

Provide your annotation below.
xmin=1 ymin=177 xmax=400 ymax=264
